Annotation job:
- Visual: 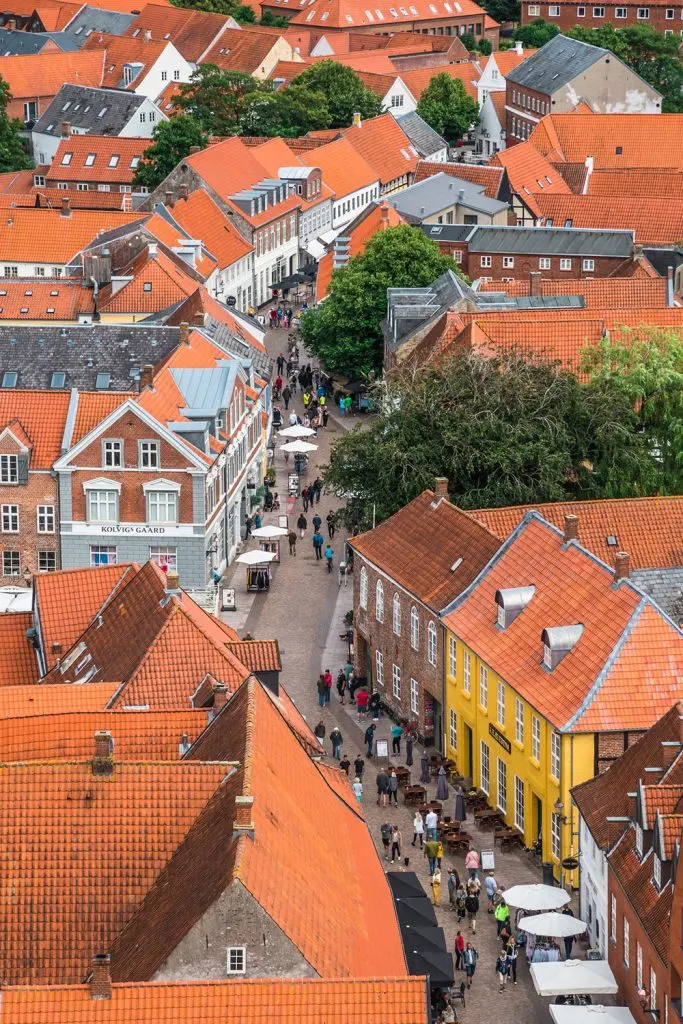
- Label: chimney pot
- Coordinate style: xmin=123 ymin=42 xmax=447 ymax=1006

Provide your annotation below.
xmin=179 ymin=321 xmax=190 ymax=345
xmin=165 ymin=569 xmax=181 ymax=593
xmin=457 ymin=188 xmax=464 ymax=202
xmin=60 ymin=196 xmax=71 ymax=217
xmin=60 ymin=120 xmax=71 ymax=137
xmin=563 ymin=514 xmax=579 ymax=543
xmin=144 ymin=28 xmax=151 ymax=40
xmin=515 ymin=40 xmax=523 ymax=55
xmin=139 ymin=363 xmax=155 ymax=391
xmin=194 ymin=311 xmax=205 ymax=326
xmin=434 ymin=477 xmax=449 ymax=498
xmin=90 ymin=954 xmax=112 ymax=1000
xmin=212 ymin=682 xmax=229 ymax=711
xmin=352 ymin=111 xmax=362 ymax=127
xmin=614 ymin=551 xmax=630 ymax=581
xmin=189 ymin=145 xmax=201 ymax=155
xmin=92 ymin=731 xmax=114 ymax=776
xmin=164 ymin=190 xmax=175 ymax=208
xmin=179 ymin=183 xmax=188 ymax=200
xmin=529 ymin=271 xmax=542 ymax=296
xmin=234 ymin=793 xmax=254 ymax=831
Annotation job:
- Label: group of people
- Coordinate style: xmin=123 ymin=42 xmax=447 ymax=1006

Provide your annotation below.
xmin=269 ymin=306 xmax=293 ymax=330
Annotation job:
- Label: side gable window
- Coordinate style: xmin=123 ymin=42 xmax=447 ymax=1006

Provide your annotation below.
xmin=375 ymin=579 xmax=384 ymax=622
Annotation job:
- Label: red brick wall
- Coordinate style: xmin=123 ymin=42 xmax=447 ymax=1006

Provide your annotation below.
xmin=433 ymin=239 xmax=628 ymax=280
xmin=609 ymin=872 xmax=670 ymax=1024
xmin=520 ymin=1 xmax=678 ymax=32
xmin=0 ymin=434 xmax=58 ymax=584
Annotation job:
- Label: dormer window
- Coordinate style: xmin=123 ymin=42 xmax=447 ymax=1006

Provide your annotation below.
xmin=495 ymin=586 xmax=535 ymax=628
xmin=635 ymin=822 xmax=643 ymax=857
xmin=653 ymin=853 xmax=661 ymax=889
xmin=541 ymin=625 xmax=584 ymax=670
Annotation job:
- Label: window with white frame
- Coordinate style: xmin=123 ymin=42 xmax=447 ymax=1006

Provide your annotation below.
xmin=497 ymin=757 xmax=507 ymax=813
xmin=539 ymin=257 xmax=551 ymax=270
xmin=636 ymin=941 xmax=642 ymax=988
xmin=615 ymin=4 xmax=626 ymax=12
xmin=411 ymin=606 xmax=419 ymax=650
xmin=376 ymin=579 xmax=384 ymax=621
xmin=503 ymin=256 xmax=515 ymax=268
xmin=479 ymin=665 xmax=488 ymax=709
xmin=666 ymin=5 xmax=674 ymax=14
xmin=637 ymin=6 xmax=649 ymax=15
xmin=653 ymin=854 xmax=662 ymax=888
xmin=514 ymin=775 xmax=525 ymax=831
xmin=480 ymin=740 xmax=490 ymax=794
xmin=103 ymin=439 xmax=122 ymax=467
xmin=139 ymin=440 xmax=160 ymax=468
xmin=577 ymin=5 xmax=585 ymax=13
xmin=0 ymin=455 xmax=18 ymax=483
xmin=38 ymin=550 xmax=56 ymax=572
xmin=463 ymin=650 xmax=471 ymax=693
xmin=623 ymin=918 xmax=630 ymax=967
xmin=635 ymin=822 xmax=643 ymax=856
xmin=410 ymin=677 xmax=419 ymax=714
xmin=149 ymin=546 xmax=177 ymax=571
xmin=582 ymin=258 xmax=595 ymax=271
xmin=88 ymin=490 xmax=117 ymax=523
xmin=449 ymin=708 xmax=457 ymax=749
xmin=611 ymin=894 xmax=617 ymax=942
xmin=376 ymin=649 xmax=384 ymax=686
xmin=528 ymin=4 xmax=540 ymax=13
xmin=1 ymin=505 xmax=18 ymax=532
xmin=548 ymin=4 xmax=559 ymax=12
xmin=36 ymin=505 xmax=54 ymax=536
xmin=2 ymin=550 xmax=19 ymax=575
xmin=551 ymin=811 xmax=562 ymax=858
xmin=90 ymin=545 xmax=116 ymax=566
xmin=427 ymin=621 xmax=437 ymax=666
xmin=147 ymin=490 xmax=177 ymax=524
xmin=515 ymin=698 xmax=524 ymax=744
xmin=532 ymin=714 xmax=541 ymax=760
xmin=448 ymin=635 xmax=456 ymax=677
xmin=497 ymin=681 xmax=505 ymax=726
xmin=360 ymin=567 xmax=368 ymax=608
xmin=560 ymin=258 xmax=572 ymax=270
xmin=550 ymin=731 xmax=561 ymax=779
xmin=650 ymin=968 xmax=657 ymax=1012
xmin=593 ymin=5 xmax=604 ymax=13
xmin=393 ymin=592 xmax=401 ymax=635
xmin=392 ymin=663 xmax=401 ymax=700
xmin=226 ymin=947 xmax=246 ymax=974
xmin=480 ymin=255 xmax=492 ymax=267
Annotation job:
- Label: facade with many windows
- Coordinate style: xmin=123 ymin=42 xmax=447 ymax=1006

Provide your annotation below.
xmin=520 ymin=0 xmax=683 ymax=34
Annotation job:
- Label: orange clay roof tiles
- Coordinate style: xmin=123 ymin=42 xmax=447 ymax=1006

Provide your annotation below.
xmin=609 ymin=826 xmax=673 ymax=965
xmin=0 ymin=280 xmax=95 ymax=320
xmin=0 ymin=709 xmax=210 ymax=762
xmin=0 ymin=760 xmax=231 ymax=984
xmin=316 ymin=200 xmax=403 ymax=300
xmin=587 ymin=168 xmax=683 ymax=197
xmin=0 ymin=208 xmax=142 ymax=264
xmin=82 ymin=33 xmax=168 ymax=88
xmin=0 ymin=391 xmax=71 ymax=468
xmin=530 ymin=113 xmax=683 ymax=169
xmin=415 ymin=159 xmax=503 ymax=198
xmin=0 ymin=614 xmax=39 ymax=686
xmin=342 ymin=113 xmax=418 ymax=187
xmin=143 ymin=212 xmax=217 ymax=280
xmin=492 ymin=140 xmax=570 ymax=218
xmin=300 ymin=136 xmax=377 ymax=198
xmin=289 ymin=0 xmax=486 ymax=27
xmin=49 ymin=137 xmax=148 ymax=185
xmin=536 ymin=193 xmax=683 ymax=246
xmin=471 ymin=496 xmax=683 ymax=571
xmin=124 ymin=4 xmax=231 ymax=62
xmin=483 ymin=47 xmax=536 ymax=76
xmin=0 ymin=49 xmax=105 ymax=99
xmin=401 ymin=61 xmax=480 ymax=102
xmin=166 ymin=287 xmax=267 ymax=354
xmin=658 ymin=812 xmax=683 ymax=858
xmin=71 ymin=392 xmax=130 ymax=445
xmin=0 ymin=681 xmax=119 ymax=717
xmin=202 ymin=28 xmax=284 ymax=74
xmin=99 ymin=247 xmax=198 ymax=313
xmin=165 ymin=190 xmax=254 ymax=269
xmin=475 ymin=276 xmax=670 ymax=308
xmin=351 ymin=489 xmax=502 ymax=610
xmin=0 ymin=978 xmax=429 ymax=1024
xmin=643 ymin=784 xmax=682 ymax=826
xmin=225 ymin=639 xmax=281 ymax=672
xmin=443 ymin=513 xmax=683 ymax=733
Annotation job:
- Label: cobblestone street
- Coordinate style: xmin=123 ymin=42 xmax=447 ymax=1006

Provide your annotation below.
xmin=219 ymin=320 xmax=566 ymax=1024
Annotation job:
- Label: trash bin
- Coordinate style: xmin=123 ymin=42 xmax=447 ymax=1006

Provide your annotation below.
xmin=542 ymin=862 xmax=556 ymax=886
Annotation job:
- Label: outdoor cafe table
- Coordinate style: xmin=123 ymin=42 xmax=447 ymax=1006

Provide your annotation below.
xmin=494 ymin=827 xmax=524 ymax=852
xmin=417 ymin=801 xmax=443 ymax=818
xmin=403 ymin=785 xmax=426 ymax=806
xmin=394 ymin=766 xmax=411 ymax=787
xmin=475 ymin=808 xmax=505 ymax=830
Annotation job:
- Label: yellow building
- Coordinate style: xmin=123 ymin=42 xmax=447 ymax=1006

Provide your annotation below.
xmin=441 ymin=512 xmax=683 ymax=884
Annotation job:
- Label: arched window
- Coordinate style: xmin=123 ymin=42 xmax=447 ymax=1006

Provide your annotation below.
xmin=427 ymin=620 xmax=437 ymax=666
xmin=410 ymin=606 xmax=419 ymax=650
xmin=359 ymin=567 xmax=368 ymax=609
xmin=375 ymin=579 xmax=384 ymax=622
xmin=392 ymin=593 xmax=401 ymax=635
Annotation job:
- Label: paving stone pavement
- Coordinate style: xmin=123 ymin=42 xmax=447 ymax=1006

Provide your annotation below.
xmin=219 ymin=321 xmax=572 ymax=1023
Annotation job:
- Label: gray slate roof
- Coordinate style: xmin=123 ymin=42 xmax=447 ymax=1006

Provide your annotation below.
xmin=0 ymin=28 xmax=79 ymax=54
xmin=386 ymin=269 xmax=478 ymax=350
xmin=506 ymin=34 xmax=608 ymax=93
xmin=465 ymin=225 xmax=632 ymax=257
xmin=633 ymin=568 xmax=683 ymax=624
xmin=0 ymin=325 xmax=182 ymax=390
xmin=33 ymin=84 xmax=148 ymax=138
xmin=62 ymin=5 xmax=136 ymax=44
xmin=396 ymin=112 xmax=447 ymax=159
xmin=388 ymin=173 xmax=508 ymax=222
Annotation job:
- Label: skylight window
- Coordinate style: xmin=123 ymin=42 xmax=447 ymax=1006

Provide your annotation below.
xmin=75 ymin=25 xmax=84 ymax=32
xmin=365 ymin=8 xmax=374 ymax=16
xmin=51 ymin=372 xmax=66 ymax=388
xmin=345 ymin=12 xmax=354 ymax=19
xmin=19 ymin=307 xmax=28 ymax=314
xmin=46 ymin=307 xmax=55 ymax=314
xmin=61 ymin=101 xmax=71 ymax=111
xmin=321 ymin=10 xmax=329 ymax=16
xmin=130 ymin=156 xmax=140 ymax=168
xmin=389 ymin=6 xmax=398 ymax=13
xmin=2 ymin=372 xmax=17 ymax=388
xmin=61 ymin=152 xmax=73 ymax=165
xmin=50 ymin=290 xmax=59 ymax=296
xmin=132 ymin=26 xmax=140 ymax=35
xmin=108 ymin=155 xmax=120 ymax=167
xmin=85 ymin=153 xmax=96 ymax=166
xmin=98 ymin=107 xmax=108 ymax=118
xmin=96 ymin=372 xmax=110 ymax=389
xmin=375 ymin=8 xmax=385 ymax=16
xmin=607 ymin=534 xmax=618 ymax=546
xmin=143 ymin=282 xmax=152 ymax=291
xmin=399 ymin=6 xmax=409 ymax=13
xmin=24 ymin=289 xmax=32 ymax=296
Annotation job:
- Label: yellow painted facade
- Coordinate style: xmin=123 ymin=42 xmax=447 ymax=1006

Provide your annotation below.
xmin=444 ymin=632 xmax=594 ymax=884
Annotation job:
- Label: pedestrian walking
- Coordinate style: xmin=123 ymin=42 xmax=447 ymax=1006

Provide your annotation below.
xmin=494 ymin=899 xmax=510 ymax=937
xmin=288 ymin=529 xmax=297 ymax=555
xmin=425 ymin=808 xmax=438 ymax=841
xmin=316 ymin=675 xmax=327 ymax=707
xmin=324 ymin=544 xmax=334 ymax=572
xmin=353 ymin=755 xmax=365 ymax=779
xmin=352 ymin=776 xmax=363 ymax=802
xmin=322 ymin=406 xmax=329 ymax=427
xmin=412 ymin=811 xmax=424 ymax=848
xmin=465 ymin=848 xmax=480 ymax=881
xmin=406 ymin=728 xmax=414 ymax=767
xmin=499 ymin=921 xmax=512 ymax=949
xmin=388 ymin=769 xmax=399 ymax=805
xmin=448 ymin=868 xmax=460 ymax=910
xmin=245 ymin=514 xmax=253 ymax=538
xmin=496 ymin=952 xmax=510 ymax=992
xmin=391 ymin=722 xmax=403 ymax=755
xmin=313 ymin=721 xmax=325 ymax=747
xmin=326 ymin=511 xmax=336 ymax=538
xmin=364 ymin=720 xmax=375 ymax=757
xmin=562 ymin=905 xmax=575 ymax=959
xmin=506 ymin=941 xmax=518 ymax=984
xmin=276 ymin=353 xmax=285 ymax=374
xmin=369 ymin=691 xmax=381 ymax=720
xmin=301 ymin=487 xmax=310 ymax=512
xmin=465 ymin=886 xmax=479 ymax=933
xmin=463 ymin=943 xmax=478 ymax=988
xmin=313 ymin=477 xmax=323 ymax=503
xmin=297 ymin=513 xmax=307 ymax=539
xmin=455 ymin=885 xmax=467 ymax=922
xmin=336 ymin=669 xmax=347 ymax=704
xmin=454 ymin=931 xmax=465 ymax=971
xmin=484 ymin=871 xmax=498 ymax=913
xmin=327 ymin=726 xmax=342 ymax=759
xmin=424 ymin=836 xmax=439 ymax=875
xmin=312 ymin=530 xmax=324 ymax=560
xmin=376 ymin=769 xmax=389 ymax=805
xmin=436 ymin=839 xmax=443 ymax=869
xmin=343 ymin=659 xmax=353 ymax=685
xmin=282 ymin=385 xmax=291 ymax=410
xmin=323 ymin=668 xmax=332 ymax=703
xmin=390 ymin=825 xmax=402 ymax=863
xmin=431 ymin=868 xmax=441 ymax=906
xmin=312 ymin=512 xmax=322 ymax=532
xmin=339 ymin=755 xmax=351 ymax=776
xmin=380 ymin=822 xmax=391 ymax=859
xmin=453 ymin=785 xmax=467 ymax=823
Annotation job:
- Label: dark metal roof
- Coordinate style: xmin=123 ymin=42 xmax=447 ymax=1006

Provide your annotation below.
xmin=466 ymin=225 xmax=633 ymax=257
xmin=388 ymin=173 xmax=508 ymax=221
xmin=506 ymin=34 xmax=608 ymax=93
xmin=476 ymin=292 xmax=585 ymax=310
xmin=0 ymin=325 xmax=182 ymax=390
xmin=396 ymin=111 xmax=447 ymax=159
xmin=422 ymin=224 xmax=475 ymax=243
xmin=0 ymin=28 xmax=79 ymax=54
xmin=62 ymin=5 xmax=136 ymax=44
xmin=33 ymin=84 xmax=148 ymax=138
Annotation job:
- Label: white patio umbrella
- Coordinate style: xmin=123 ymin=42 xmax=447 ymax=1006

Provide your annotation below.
xmin=278 ymin=424 xmax=316 ymax=439
xmin=530 ymin=960 xmax=618 ymax=997
xmin=550 ymin=1006 xmax=636 ymax=1024
xmin=251 ymin=525 xmax=288 ymax=540
xmin=502 ymin=883 xmax=571 ymax=911
xmin=519 ymin=913 xmax=588 ymax=938
xmin=280 ymin=440 xmax=318 ymax=453
xmin=235 ymin=549 xmax=277 ymax=565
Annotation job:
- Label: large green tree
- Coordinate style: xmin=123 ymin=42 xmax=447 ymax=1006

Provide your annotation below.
xmin=300 ymin=226 xmax=460 ymax=378
xmin=324 ymin=350 xmax=658 ymax=531
xmin=416 ymin=74 xmax=479 ymax=142
xmin=171 ymin=0 xmax=257 ymax=22
xmin=133 ymin=115 xmax=208 ymax=190
xmin=241 ymin=85 xmax=331 ymax=137
xmin=292 ymin=60 xmax=382 ymax=128
xmin=513 ymin=17 xmax=559 ymax=47
xmin=477 ymin=0 xmax=519 ymax=26
xmin=177 ymin=65 xmax=262 ymax=136
xmin=0 ymin=77 xmax=32 ymax=172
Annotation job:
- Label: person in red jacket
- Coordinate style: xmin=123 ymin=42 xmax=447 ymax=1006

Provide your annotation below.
xmin=356 ymin=687 xmax=369 ymax=720
xmin=323 ymin=668 xmax=333 ymax=704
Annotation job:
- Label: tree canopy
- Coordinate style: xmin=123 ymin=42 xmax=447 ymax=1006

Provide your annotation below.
xmin=177 ymin=65 xmax=260 ymax=136
xmin=133 ymin=115 xmax=208 ymax=190
xmin=292 ymin=60 xmax=383 ymax=127
xmin=300 ymin=226 xmax=460 ymax=379
xmin=0 ymin=77 xmax=32 ymax=173
xmin=170 ymin=0 xmax=257 ymax=22
xmin=513 ymin=17 xmax=559 ymax=47
xmin=477 ymin=0 xmax=519 ymax=26
xmin=416 ymin=73 xmax=479 ymax=141
xmin=324 ymin=349 xmax=659 ymax=531
xmin=241 ymin=84 xmax=330 ymax=137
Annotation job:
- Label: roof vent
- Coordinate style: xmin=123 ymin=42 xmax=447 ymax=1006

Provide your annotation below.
xmin=179 ymin=732 xmax=191 ymax=756
xmin=541 ymin=624 xmax=584 ymax=670
xmin=450 ymin=557 xmax=463 ymax=573
xmin=495 ymin=586 xmax=535 ymax=629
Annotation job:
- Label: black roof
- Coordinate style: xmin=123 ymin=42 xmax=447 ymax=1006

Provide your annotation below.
xmin=62 ymin=5 xmax=136 ymax=44
xmin=422 ymin=223 xmax=634 ymax=257
xmin=0 ymin=28 xmax=79 ymax=54
xmin=0 ymin=325 xmax=181 ymax=390
xmin=396 ymin=111 xmax=447 ymax=159
xmin=507 ymin=34 xmax=608 ymax=93
xmin=32 ymin=84 xmax=148 ymax=138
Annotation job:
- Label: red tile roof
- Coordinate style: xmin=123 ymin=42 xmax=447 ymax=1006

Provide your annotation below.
xmin=300 ymin=136 xmax=377 ymax=199
xmin=492 ymin=140 xmax=570 ymax=218
xmin=471 ymin=496 xmax=683 ymax=572
xmin=99 ymin=245 xmax=198 ymax=313
xmin=482 ymin=47 xmax=536 ymax=76
xmin=289 ymin=0 xmax=486 ymax=28
xmin=49 ymin=137 xmax=147 ymax=186
xmin=401 ymin=61 xmax=479 ymax=102
xmin=0 ymin=614 xmax=39 ymax=686
xmin=0 ymin=279 xmax=95 ymax=320
xmin=0 ymin=391 xmax=71 ymax=468
xmin=351 ymin=488 xmax=502 ymax=610
xmin=536 ymin=193 xmax=683 ymax=246
xmin=341 ymin=113 xmax=418 ymax=187
xmin=0 ymin=208 xmax=142 ymax=264
xmin=71 ymin=392 xmax=130 ymax=445
xmin=82 ymin=33 xmax=168 ymax=89
xmin=609 ymin=825 xmax=673 ymax=965
xmin=475 ymin=276 xmax=670 ymax=309
xmin=316 ymin=199 xmax=403 ymax=300
xmin=164 ymin=190 xmax=254 ymax=269
xmin=0 ymin=49 xmax=105 ymax=99
xmin=0 ymin=681 xmax=119 ymax=717
xmin=587 ymin=168 xmax=683 ymax=198
xmin=202 ymin=27 xmax=287 ymax=75
xmin=443 ymin=513 xmax=683 ymax=732
xmin=530 ymin=113 xmax=683 ymax=170
xmin=124 ymin=4 xmax=231 ymax=62
xmin=225 ymin=639 xmax=281 ymax=672
xmin=0 ymin=978 xmax=429 ymax=1024
xmin=415 ymin=159 xmax=503 ymax=198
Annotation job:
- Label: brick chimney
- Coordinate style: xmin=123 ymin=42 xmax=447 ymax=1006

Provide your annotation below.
xmin=352 ymin=112 xmax=362 ymax=128
xmin=189 ymin=145 xmax=201 ymax=155
xmin=179 ymin=184 xmax=188 ymax=200
xmin=165 ymin=569 xmax=181 ymax=593
xmin=90 ymin=954 xmax=112 ymax=1000
xmin=563 ymin=514 xmax=579 ymax=543
xmin=434 ymin=477 xmax=449 ymax=498
xmin=92 ymin=730 xmax=114 ymax=775
xmin=164 ymin=189 xmax=174 ymax=208
xmin=60 ymin=120 xmax=71 ymax=138
xmin=144 ymin=28 xmax=151 ymax=41
xmin=138 ymin=363 xmax=155 ymax=391
xmin=529 ymin=271 xmax=542 ymax=297
xmin=194 ymin=311 xmax=205 ymax=326
xmin=179 ymin=321 xmax=190 ymax=345
xmin=233 ymin=794 xmax=254 ymax=835
xmin=60 ymin=196 xmax=71 ymax=218
xmin=380 ymin=201 xmax=390 ymax=228
xmin=212 ymin=682 xmax=229 ymax=711
xmin=614 ymin=551 xmax=630 ymax=581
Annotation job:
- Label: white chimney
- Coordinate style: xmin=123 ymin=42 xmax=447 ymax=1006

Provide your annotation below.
xmin=515 ymin=40 xmax=523 ymax=55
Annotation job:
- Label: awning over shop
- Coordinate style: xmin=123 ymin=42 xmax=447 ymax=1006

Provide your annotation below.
xmin=550 ymin=1005 xmax=637 ymax=1024
xmin=530 ymin=960 xmax=618 ymax=997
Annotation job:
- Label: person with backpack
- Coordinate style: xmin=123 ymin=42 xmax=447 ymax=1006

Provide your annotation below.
xmin=465 ymin=885 xmax=480 ymax=933
xmin=463 ymin=943 xmax=478 ymax=989
xmin=505 ymin=939 xmax=518 ymax=985
xmin=324 ymin=543 xmax=334 ymax=572
xmin=380 ymin=822 xmax=392 ymax=860
xmin=496 ymin=950 xmax=510 ymax=992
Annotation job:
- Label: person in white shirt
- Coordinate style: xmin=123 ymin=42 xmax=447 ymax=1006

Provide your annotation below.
xmin=425 ymin=808 xmax=438 ymax=840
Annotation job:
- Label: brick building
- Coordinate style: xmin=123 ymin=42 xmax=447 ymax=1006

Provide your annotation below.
xmin=349 ymin=483 xmax=501 ymax=746
xmin=520 ymin=0 xmax=683 ymax=35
